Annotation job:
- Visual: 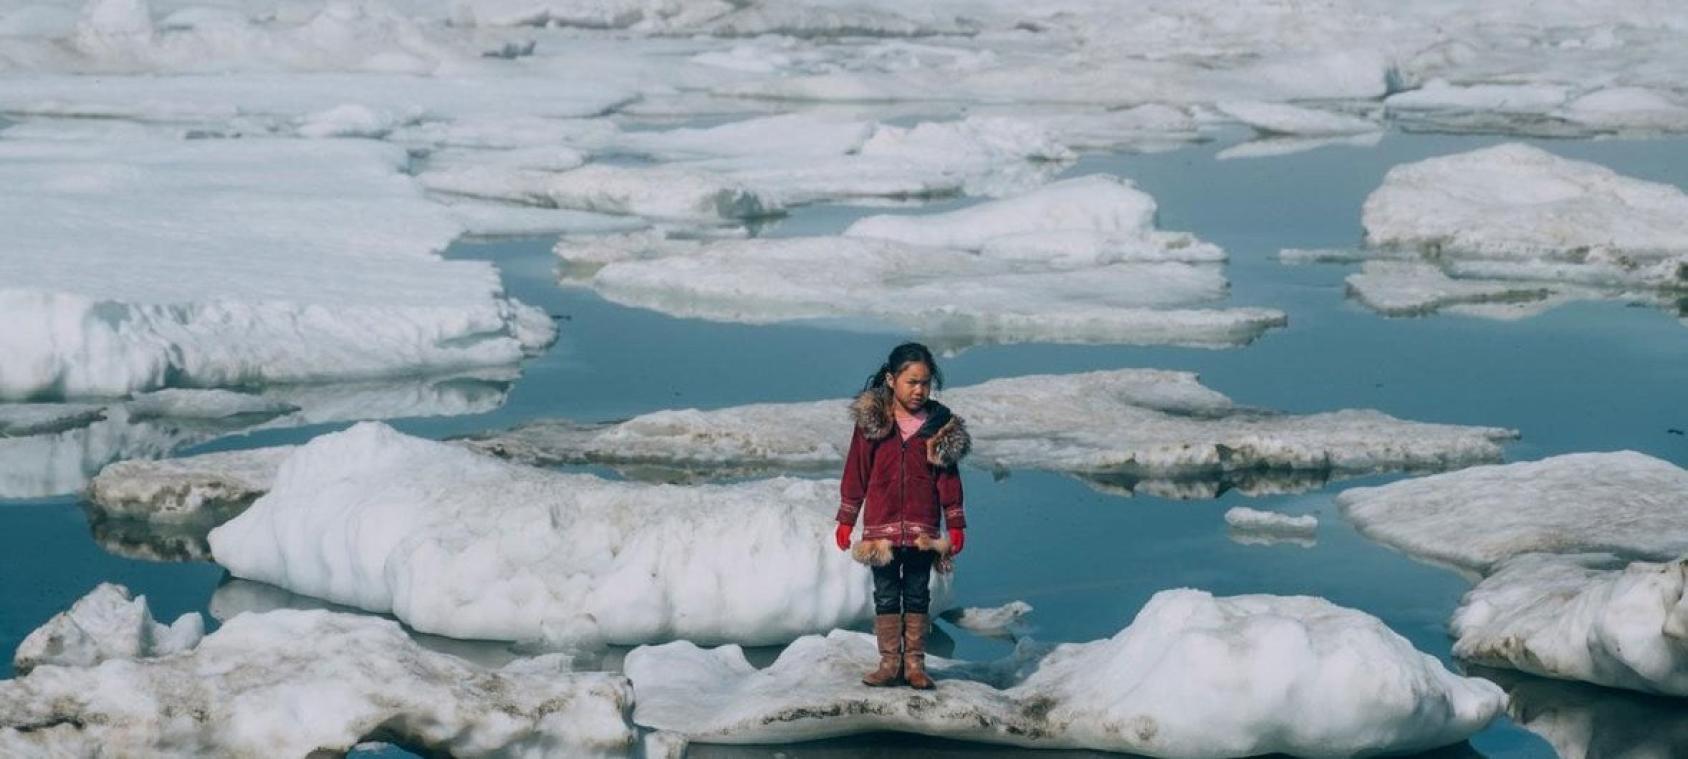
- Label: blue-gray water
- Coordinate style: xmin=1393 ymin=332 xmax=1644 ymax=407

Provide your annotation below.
xmin=4 ymin=129 xmax=1687 ymax=758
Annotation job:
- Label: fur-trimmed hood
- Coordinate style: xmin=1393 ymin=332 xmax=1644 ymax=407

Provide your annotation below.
xmin=849 ymin=387 xmax=971 ymax=468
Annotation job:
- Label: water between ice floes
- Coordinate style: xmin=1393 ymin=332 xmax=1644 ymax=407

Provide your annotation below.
xmin=3 ymin=130 xmax=1687 ymax=758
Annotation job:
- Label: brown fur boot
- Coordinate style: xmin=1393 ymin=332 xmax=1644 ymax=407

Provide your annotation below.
xmin=862 ymin=614 xmax=903 ymax=687
xmin=902 ymin=613 xmax=935 ymax=690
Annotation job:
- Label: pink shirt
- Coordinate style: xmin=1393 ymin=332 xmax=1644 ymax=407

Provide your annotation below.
xmin=895 ymin=408 xmax=928 ymax=441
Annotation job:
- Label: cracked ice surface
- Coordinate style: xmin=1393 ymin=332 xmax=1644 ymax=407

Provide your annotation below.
xmin=0 ymin=587 xmax=639 ymax=758
xmin=1453 ymin=553 xmax=1688 ymax=697
xmin=0 ymin=137 xmax=554 ymax=400
xmin=207 ymin=422 xmax=949 ymax=646
xmin=1338 ymin=451 xmax=1688 ymax=576
xmin=625 ymin=589 xmax=1504 ymax=757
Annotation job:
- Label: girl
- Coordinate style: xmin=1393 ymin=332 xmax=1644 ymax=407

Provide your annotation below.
xmin=833 ymin=342 xmax=970 ymax=690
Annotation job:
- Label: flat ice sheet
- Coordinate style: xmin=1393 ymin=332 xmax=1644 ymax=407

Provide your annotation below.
xmin=0 ymin=137 xmax=552 ymax=399
xmin=1337 ymin=451 xmax=1688 ymax=576
xmin=625 ymin=589 xmax=1504 ymax=756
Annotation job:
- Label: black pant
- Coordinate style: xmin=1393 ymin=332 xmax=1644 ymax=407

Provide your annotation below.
xmin=871 ymin=547 xmax=935 ymax=615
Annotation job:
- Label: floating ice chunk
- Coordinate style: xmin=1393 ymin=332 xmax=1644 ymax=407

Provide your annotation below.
xmin=845 ymin=176 xmax=1158 ymax=252
xmin=208 ymin=422 xmax=945 ymax=645
xmin=0 ymin=137 xmax=553 ymax=400
xmin=1337 ymin=451 xmax=1688 ymax=576
xmin=1363 ymin=143 xmax=1688 ymax=266
xmin=1452 ymin=553 xmax=1688 ymax=696
xmin=698 ymin=4 xmax=974 ymax=38
xmin=1385 ymin=80 xmax=1571 ymax=126
xmin=12 ymin=583 xmax=202 ymax=675
xmin=1344 ymin=261 xmax=1561 ymax=317
xmin=559 ymin=230 xmax=1280 ymax=348
xmin=449 ymin=0 xmax=726 ymax=30
xmin=0 ymin=403 xmax=105 ymax=437
xmin=1560 ymin=87 xmax=1688 ymax=133
xmin=0 ymin=607 xmax=636 ymax=757
xmin=90 ymin=446 xmax=294 ymax=525
xmin=625 ymin=589 xmax=1504 ymax=756
xmin=1214 ymin=131 xmax=1382 ymax=160
xmin=124 ymin=389 xmax=298 ymax=422
xmin=422 ymin=162 xmax=776 ymax=221
xmin=388 ymin=115 xmax=620 ymax=150
xmin=1216 ymin=101 xmax=1380 ymax=136
xmin=467 ymin=368 xmax=1514 ymax=488
xmin=1224 ymin=506 xmax=1317 ymax=534
xmin=940 ymin=601 xmax=1031 ymax=640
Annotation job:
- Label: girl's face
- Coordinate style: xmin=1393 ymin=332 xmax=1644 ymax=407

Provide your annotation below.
xmin=886 ymin=362 xmax=932 ymax=414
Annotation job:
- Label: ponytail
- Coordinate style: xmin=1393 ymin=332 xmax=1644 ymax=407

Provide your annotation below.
xmin=862 ymin=342 xmax=944 ymax=393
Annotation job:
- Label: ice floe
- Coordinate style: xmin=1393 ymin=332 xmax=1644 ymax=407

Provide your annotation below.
xmin=1294 ymin=144 xmax=1688 ymax=323
xmin=1215 ymin=101 xmax=1380 ymax=137
xmin=0 ymin=402 xmax=105 ymax=437
xmin=0 ymin=136 xmax=553 ymax=400
xmin=1452 ymin=553 xmax=1688 ymax=697
xmin=939 ymin=601 xmax=1032 ymax=640
xmin=1224 ymin=507 xmax=1317 ymax=535
xmin=208 ymin=422 xmax=947 ymax=646
xmin=12 ymin=583 xmax=202 ymax=676
xmin=0 ymin=590 xmax=638 ymax=757
xmin=90 ymin=446 xmax=294 ymax=525
xmin=1338 ymin=451 xmax=1688 ymax=577
xmin=625 ymin=589 xmax=1504 ymax=756
xmin=465 ymin=368 xmax=1513 ymax=493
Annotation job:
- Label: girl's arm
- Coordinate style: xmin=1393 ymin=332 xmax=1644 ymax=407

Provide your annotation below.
xmin=836 ymin=426 xmax=870 ymax=525
xmin=938 ymin=465 xmax=964 ymax=529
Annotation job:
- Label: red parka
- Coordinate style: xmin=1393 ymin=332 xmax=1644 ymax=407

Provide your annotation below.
xmin=836 ymin=387 xmax=971 ymax=546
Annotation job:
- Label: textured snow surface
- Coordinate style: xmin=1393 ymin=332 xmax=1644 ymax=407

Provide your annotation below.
xmin=208 ymin=422 xmax=949 ymax=645
xmin=1338 ymin=451 xmax=1688 ymax=576
xmin=0 ymin=596 xmax=637 ymax=757
xmin=1453 ymin=553 xmax=1688 ymax=696
xmin=468 ymin=369 xmax=1514 ymax=492
xmin=940 ymin=601 xmax=1032 ymax=640
xmin=0 ymin=137 xmax=553 ymax=400
xmin=625 ymin=589 xmax=1504 ymax=757
xmin=12 ymin=583 xmax=202 ymax=676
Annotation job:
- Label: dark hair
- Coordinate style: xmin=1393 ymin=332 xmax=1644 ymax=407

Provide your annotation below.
xmin=864 ymin=342 xmax=944 ymax=393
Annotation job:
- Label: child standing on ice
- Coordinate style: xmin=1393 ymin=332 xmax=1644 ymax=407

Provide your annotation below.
xmin=833 ymin=342 xmax=971 ymax=690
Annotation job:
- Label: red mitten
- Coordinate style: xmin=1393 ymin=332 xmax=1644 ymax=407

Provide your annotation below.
xmin=948 ymin=528 xmax=965 ymax=557
xmin=835 ymin=523 xmax=853 ymax=551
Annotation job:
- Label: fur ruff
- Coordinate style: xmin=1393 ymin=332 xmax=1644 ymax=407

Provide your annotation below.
xmin=848 ymin=388 xmax=971 ymax=467
xmin=850 ymin=535 xmax=955 ymax=573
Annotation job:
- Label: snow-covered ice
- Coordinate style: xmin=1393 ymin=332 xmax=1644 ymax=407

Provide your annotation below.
xmin=625 ymin=589 xmax=1504 ymax=756
xmin=557 ymin=183 xmax=1284 ymax=347
xmin=90 ymin=446 xmax=293 ymax=525
xmin=208 ymin=422 xmax=949 ymax=646
xmin=421 ymin=162 xmax=778 ymax=222
xmin=1452 ymin=553 xmax=1688 ymax=697
xmin=1215 ymin=101 xmax=1380 ymax=137
xmin=12 ymin=583 xmax=202 ymax=676
xmin=0 ymin=136 xmax=554 ymax=400
xmin=1337 ymin=452 xmax=1688 ymax=576
xmin=467 ymin=368 xmax=1514 ymax=491
xmin=1364 ymin=144 xmax=1688 ymax=270
xmin=0 ymin=597 xmax=637 ymax=757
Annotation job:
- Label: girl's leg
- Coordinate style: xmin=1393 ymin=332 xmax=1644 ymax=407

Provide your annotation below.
xmin=863 ymin=555 xmax=905 ymax=686
xmin=899 ymin=549 xmax=938 ymax=689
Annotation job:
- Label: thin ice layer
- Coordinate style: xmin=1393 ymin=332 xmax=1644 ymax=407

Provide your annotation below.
xmin=0 ymin=137 xmax=554 ymax=400
xmin=1452 ymin=553 xmax=1688 ymax=696
xmin=467 ymin=368 xmax=1514 ymax=484
xmin=208 ymin=422 xmax=948 ymax=646
xmin=557 ymin=231 xmax=1283 ymax=349
xmin=0 ymin=605 xmax=637 ymax=757
xmin=1337 ymin=451 xmax=1688 ymax=576
xmin=625 ymin=589 xmax=1504 ymax=757
xmin=12 ymin=583 xmax=202 ymax=675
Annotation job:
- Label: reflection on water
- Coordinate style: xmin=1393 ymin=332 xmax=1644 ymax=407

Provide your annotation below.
xmin=1472 ymin=667 xmax=1688 ymax=759
xmin=685 ymin=735 xmax=1485 ymax=759
xmin=0 ymin=370 xmax=516 ymax=500
xmin=85 ymin=509 xmax=217 ymax=562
